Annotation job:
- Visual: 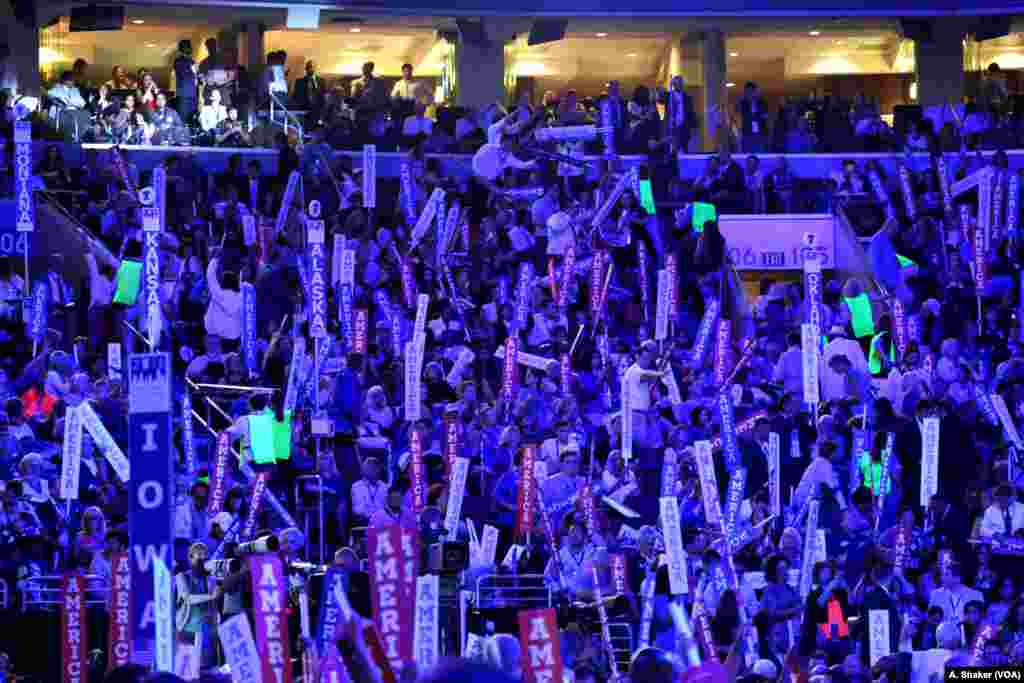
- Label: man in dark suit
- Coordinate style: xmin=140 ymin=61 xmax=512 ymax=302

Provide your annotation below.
xmin=663 ymin=76 xmax=696 ymax=154
xmin=244 ymin=159 xmax=269 ymax=215
xmin=709 ymin=147 xmax=746 ymax=212
xmin=737 ymin=81 xmax=769 ymax=153
xmin=293 ymin=60 xmax=324 ymax=119
xmin=173 ymin=40 xmax=198 ymax=124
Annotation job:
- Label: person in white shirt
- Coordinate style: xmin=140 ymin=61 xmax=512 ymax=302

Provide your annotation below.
xmin=909 ymin=621 xmax=961 ymax=683
xmin=544 ymin=514 xmax=595 ymax=597
xmin=826 ymin=353 xmax=872 ymax=403
xmin=204 ymin=253 xmax=242 ymax=342
xmin=402 ymin=101 xmax=433 ymax=139
xmin=391 ymin=63 xmax=426 ymax=104
xmin=979 ymin=484 xmax=1024 ymax=538
xmin=49 ymin=71 xmax=86 ymax=109
xmin=198 ymin=88 xmax=228 ymax=133
xmin=623 ymin=341 xmax=667 ymax=450
xmin=84 ymin=250 xmax=116 ymax=309
xmin=928 ymin=563 xmax=983 ymax=624
xmin=792 ymin=440 xmax=847 ymax=513
xmin=540 ymin=420 xmax=579 ymax=469
xmin=350 ymin=457 xmax=388 ymax=523
xmin=821 ymin=324 xmax=869 ymax=401
xmin=173 ymin=481 xmax=211 ymax=549
xmin=772 ymin=330 xmax=803 ymax=396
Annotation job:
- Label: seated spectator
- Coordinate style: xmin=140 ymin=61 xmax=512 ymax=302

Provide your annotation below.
xmin=104 ymin=65 xmax=136 ymax=91
xmin=402 ymin=101 xmax=434 ymax=140
xmin=199 ymin=88 xmax=229 ymax=134
xmin=150 ymin=92 xmax=186 ymax=145
xmin=784 ymin=117 xmax=818 ymax=153
xmin=213 ymin=107 xmax=251 ymax=147
xmin=137 ymin=71 xmax=161 ymax=112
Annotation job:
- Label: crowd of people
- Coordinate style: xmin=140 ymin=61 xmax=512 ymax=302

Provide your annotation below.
xmin=9 ymin=32 xmax=1018 ymax=157
xmin=1 ymin=57 xmax=1024 ymax=683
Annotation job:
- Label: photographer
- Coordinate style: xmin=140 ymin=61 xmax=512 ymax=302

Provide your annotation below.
xmin=174 ymin=542 xmax=221 ymax=671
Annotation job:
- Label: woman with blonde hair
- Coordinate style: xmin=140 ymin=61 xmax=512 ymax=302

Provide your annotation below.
xmin=76 ymin=505 xmax=107 ymax=559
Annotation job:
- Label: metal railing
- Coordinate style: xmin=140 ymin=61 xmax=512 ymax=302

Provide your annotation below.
xmin=475 ymin=573 xmax=552 ymax=610
xmin=268 ymin=92 xmax=305 ymax=140
xmin=295 ymin=474 xmax=325 ymax=565
xmin=183 ymin=378 xmax=297 ymax=529
xmin=608 ymin=623 xmax=634 ymax=667
xmin=20 ymin=574 xmax=109 ymax=611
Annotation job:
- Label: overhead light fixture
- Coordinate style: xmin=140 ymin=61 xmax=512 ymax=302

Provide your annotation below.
xmin=595 ymin=32 xmax=608 ymax=37
xmin=809 ymin=30 xmax=821 ymax=36
xmin=131 ymin=19 xmax=145 ymax=24
xmin=729 ymin=51 xmax=739 ymax=57
xmin=626 ymin=52 xmax=637 ymax=57
xmin=726 ymin=82 xmax=736 ymax=87
xmin=349 ymin=27 xmax=361 ymax=33
xmin=145 ymin=43 xmax=157 ymax=47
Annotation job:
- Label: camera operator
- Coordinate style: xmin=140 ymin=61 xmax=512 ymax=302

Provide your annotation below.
xmin=174 ymin=542 xmax=222 ymax=671
xmin=220 ymin=528 xmax=308 ymax=634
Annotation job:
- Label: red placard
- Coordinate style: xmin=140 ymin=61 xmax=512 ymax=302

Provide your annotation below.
xmin=249 ymin=553 xmax=292 ymax=683
xmin=516 ymin=445 xmax=538 ymax=536
xmin=62 ymin=574 xmax=87 ymax=683
xmin=360 ymin=622 xmax=398 ymax=683
xmin=444 ymin=415 xmax=460 ymax=475
xmin=107 ymin=553 xmax=132 ymax=672
xmin=693 ymin=599 xmax=720 ymax=663
xmin=714 ymin=318 xmax=732 ymax=387
xmin=518 ymin=608 xmax=564 ymax=683
xmin=353 ymin=309 xmax=368 ymax=354
xmin=367 ymin=526 xmax=414 ymax=673
xmin=559 ymin=247 xmax=575 ymax=311
xmin=502 ymin=337 xmax=519 ymax=403
xmin=547 ymin=256 xmax=560 ymax=302
xmin=590 ymin=249 xmax=607 ymax=317
xmin=399 ymin=526 xmax=419 ymax=655
xmin=410 ymin=429 xmax=426 ymax=516
xmin=259 ymin=224 xmax=274 ymax=265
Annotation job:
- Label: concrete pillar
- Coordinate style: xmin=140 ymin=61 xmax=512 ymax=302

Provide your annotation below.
xmin=915 ymin=18 xmax=965 ymax=109
xmin=239 ymin=23 xmax=265 ymax=73
xmin=0 ymin=3 xmax=41 ymax=99
xmin=455 ymin=23 xmax=506 ymax=110
xmin=702 ymin=28 xmax=726 ymax=153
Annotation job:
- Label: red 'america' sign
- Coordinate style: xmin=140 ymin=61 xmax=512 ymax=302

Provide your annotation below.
xmin=368 ymin=525 xmax=414 ymax=673
xmin=518 ymin=608 xmax=564 ymax=683
xmin=107 ymin=553 xmax=132 ymax=671
xmin=517 ymin=445 xmax=538 ymax=536
xmin=62 ymin=574 xmax=87 ymax=683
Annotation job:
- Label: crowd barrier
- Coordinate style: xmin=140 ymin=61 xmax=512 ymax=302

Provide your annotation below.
xmin=8 ymin=141 xmax=1024 ymax=180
